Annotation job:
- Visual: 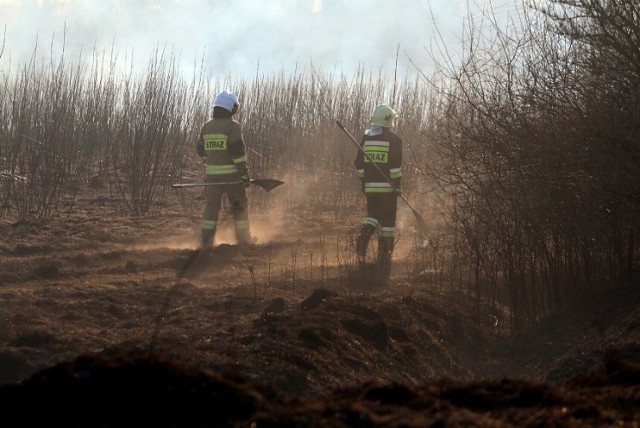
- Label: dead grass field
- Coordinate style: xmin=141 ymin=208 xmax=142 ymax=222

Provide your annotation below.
xmin=1 ymin=186 xmax=640 ymax=427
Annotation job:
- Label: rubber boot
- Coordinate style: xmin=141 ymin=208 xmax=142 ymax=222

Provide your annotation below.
xmin=200 ymin=229 xmax=215 ymax=249
xmin=356 ymin=224 xmax=376 ymax=266
xmin=236 ymin=226 xmax=257 ymax=245
xmin=375 ymin=236 xmax=395 ymax=285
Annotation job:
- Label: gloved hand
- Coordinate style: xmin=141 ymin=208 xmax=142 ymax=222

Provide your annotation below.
xmin=240 ymin=174 xmax=251 ymax=188
xmin=395 ymin=187 xmax=402 ymax=197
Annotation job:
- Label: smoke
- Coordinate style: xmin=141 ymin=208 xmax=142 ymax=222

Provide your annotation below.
xmin=0 ymin=0 xmax=521 ymax=80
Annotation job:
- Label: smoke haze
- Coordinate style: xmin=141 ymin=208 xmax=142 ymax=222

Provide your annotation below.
xmin=0 ymin=0 xmax=520 ymax=79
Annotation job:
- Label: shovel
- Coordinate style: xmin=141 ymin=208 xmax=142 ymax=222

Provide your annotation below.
xmin=172 ymin=178 xmax=284 ymax=192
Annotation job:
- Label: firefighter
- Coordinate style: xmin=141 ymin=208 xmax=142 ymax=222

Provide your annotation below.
xmin=197 ymin=90 xmax=256 ymax=248
xmin=354 ymin=104 xmax=402 ymax=283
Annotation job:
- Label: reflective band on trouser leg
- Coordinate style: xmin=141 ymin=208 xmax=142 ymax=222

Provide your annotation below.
xmin=364 ymin=182 xmax=394 ymax=193
xmin=234 ymin=219 xmax=249 ymax=230
xmin=362 ymin=217 xmax=378 ymax=228
xmin=379 ymin=226 xmax=395 ymax=238
xmin=205 ymin=164 xmax=238 ymax=175
xmin=201 ymin=220 xmax=217 ymax=231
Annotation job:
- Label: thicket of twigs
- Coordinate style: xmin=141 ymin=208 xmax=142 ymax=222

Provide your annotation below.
xmin=424 ymin=0 xmax=640 ymax=330
xmin=1 ymin=0 xmax=638 ymax=331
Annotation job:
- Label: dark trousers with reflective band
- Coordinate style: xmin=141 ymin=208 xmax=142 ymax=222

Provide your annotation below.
xmin=363 ymin=192 xmax=397 ymax=229
xmin=201 ymin=182 xmax=251 ymax=245
xmin=356 ymin=192 xmax=397 ymax=278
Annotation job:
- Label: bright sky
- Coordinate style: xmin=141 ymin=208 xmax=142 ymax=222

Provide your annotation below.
xmin=0 ymin=0 xmax=523 ymax=80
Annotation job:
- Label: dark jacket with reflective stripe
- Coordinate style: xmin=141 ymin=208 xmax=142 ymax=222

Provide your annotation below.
xmin=354 ymin=127 xmax=402 ymax=193
xmin=197 ymin=108 xmax=248 ymax=182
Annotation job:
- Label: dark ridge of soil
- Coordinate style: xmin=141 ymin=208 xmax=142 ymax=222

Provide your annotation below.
xmin=1 ymin=350 xmax=639 ymax=427
xmin=2 ymin=192 xmax=640 ymax=426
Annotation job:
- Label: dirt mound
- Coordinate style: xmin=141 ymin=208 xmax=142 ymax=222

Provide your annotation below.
xmin=2 ymin=350 xmax=640 ymax=427
xmin=2 ymin=194 xmax=640 ymax=426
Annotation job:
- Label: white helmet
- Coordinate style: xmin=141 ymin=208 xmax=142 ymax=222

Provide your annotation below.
xmin=213 ymin=90 xmax=239 ymax=114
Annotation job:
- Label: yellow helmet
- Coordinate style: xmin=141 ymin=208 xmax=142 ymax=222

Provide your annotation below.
xmin=370 ymin=105 xmax=396 ymax=127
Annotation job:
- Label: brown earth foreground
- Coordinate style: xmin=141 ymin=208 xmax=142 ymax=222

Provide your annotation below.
xmin=1 ymin=190 xmax=640 ymax=427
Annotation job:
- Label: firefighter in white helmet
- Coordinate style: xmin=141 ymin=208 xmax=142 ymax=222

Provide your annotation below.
xmin=354 ymin=104 xmax=402 ymax=283
xmin=196 ymin=90 xmax=256 ymax=248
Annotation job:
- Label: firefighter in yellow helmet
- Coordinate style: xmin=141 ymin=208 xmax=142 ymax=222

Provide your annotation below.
xmin=196 ymin=90 xmax=256 ymax=248
xmin=354 ymin=104 xmax=402 ymax=283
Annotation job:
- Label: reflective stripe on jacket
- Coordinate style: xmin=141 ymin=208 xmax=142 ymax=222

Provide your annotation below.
xmin=197 ymin=117 xmax=248 ymax=181
xmin=354 ymin=128 xmax=402 ymax=194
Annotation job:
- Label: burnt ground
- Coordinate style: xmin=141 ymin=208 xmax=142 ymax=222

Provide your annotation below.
xmin=1 ymin=188 xmax=640 ymax=427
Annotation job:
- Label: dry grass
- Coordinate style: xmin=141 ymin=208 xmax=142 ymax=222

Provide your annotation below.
xmin=1 ymin=1 xmax=638 ymax=329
